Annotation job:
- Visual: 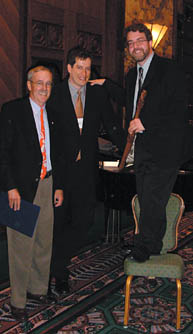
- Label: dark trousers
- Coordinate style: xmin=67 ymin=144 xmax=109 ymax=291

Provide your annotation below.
xmin=51 ymin=161 xmax=95 ymax=280
xmin=134 ymin=141 xmax=179 ymax=254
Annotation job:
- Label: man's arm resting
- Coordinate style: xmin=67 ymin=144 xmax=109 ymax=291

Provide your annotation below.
xmin=90 ymin=78 xmax=126 ymax=106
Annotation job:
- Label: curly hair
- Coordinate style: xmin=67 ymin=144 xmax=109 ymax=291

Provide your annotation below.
xmin=125 ymin=22 xmax=152 ymax=42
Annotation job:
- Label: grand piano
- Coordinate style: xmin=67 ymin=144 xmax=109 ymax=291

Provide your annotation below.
xmin=98 ymin=137 xmax=193 ymax=213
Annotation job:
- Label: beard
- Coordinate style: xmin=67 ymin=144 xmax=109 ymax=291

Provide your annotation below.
xmin=130 ymin=48 xmax=149 ymax=63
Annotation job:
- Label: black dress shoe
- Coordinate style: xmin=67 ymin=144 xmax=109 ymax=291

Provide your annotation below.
xmin=125 ymin=245 xmax=150 ymax=263
xmin=11 ymin=304 xmax=28 ymax=322
xmin=122 ymin=244 xmax=133 ymax=256
xmin=27 ymin=292 xmax=56 ymax=305
xmin=54 ymin=278 xmax=70 ymax=296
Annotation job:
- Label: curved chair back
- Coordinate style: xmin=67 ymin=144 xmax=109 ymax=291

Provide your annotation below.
xmin=131 ymin=193 xmax=185 ymax=254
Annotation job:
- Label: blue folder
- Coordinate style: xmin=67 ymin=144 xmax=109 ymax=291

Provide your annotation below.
xmin=0 ymin=192 xmax=40 ymax=237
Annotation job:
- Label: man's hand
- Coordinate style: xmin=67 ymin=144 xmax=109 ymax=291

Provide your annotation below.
xmin=128 ymin=119 xmax=145 ymax=135
xmin=54 ymin=189 xmax=63 ymax=207
xmin=8 ymin=189 xmax=21 ymax=211
xmin=89 ymin=79 xmax=106 ymax=86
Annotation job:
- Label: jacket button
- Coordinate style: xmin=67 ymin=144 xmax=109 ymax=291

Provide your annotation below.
xmin=113 ymin=126 xmax=117 ymax=131
xmin=35 ymin=178 xmax=39 ymax=182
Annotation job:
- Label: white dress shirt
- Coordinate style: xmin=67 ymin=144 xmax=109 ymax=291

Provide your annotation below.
xmin=30 ymin=98 xmax=52 ymax=172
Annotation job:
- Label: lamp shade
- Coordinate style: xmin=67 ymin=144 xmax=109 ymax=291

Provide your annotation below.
xmin=145 ymin=23 xmax=168 ymax=49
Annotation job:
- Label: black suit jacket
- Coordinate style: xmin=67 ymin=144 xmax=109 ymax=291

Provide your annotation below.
xmin=48 ymin=78 xmax=126 ymax=188
xmin=0 ymin=96 xmax=63 ymax=202
xmin=105 ymin=54 xmax=190 ymax=168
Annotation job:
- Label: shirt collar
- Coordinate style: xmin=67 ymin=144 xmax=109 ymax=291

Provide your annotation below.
xmin=68 ymin=80 xmax=86 ymax=97
xmin=137 ymin=51 xmax=154 ymax=77
xmin=29 ymin=97 xmax=45 ymax=113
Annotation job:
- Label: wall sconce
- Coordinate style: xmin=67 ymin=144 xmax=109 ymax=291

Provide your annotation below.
xmin=145 ymin=23 xmax=168 ymax=49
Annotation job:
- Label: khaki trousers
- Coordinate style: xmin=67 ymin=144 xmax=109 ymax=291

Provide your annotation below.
xmin=7 ymin=176 xmax=53 ymax=308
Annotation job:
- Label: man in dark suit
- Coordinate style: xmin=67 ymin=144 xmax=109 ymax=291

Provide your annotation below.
xmin=0 ymin=66 xmax=63 ymax=321
xmin=48 ymin=46 xmax=126 ymax=296
xmin=91 ymin=22 xmax=189 ymax=262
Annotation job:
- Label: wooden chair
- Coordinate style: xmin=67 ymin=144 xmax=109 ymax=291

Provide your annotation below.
xmin=123 ymin=193 xmax=185 ymax=332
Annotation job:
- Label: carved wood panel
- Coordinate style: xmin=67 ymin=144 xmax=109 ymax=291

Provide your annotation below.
xmin=0 ymin=0 xmax=125 ymax=108
xmin=77 ymin=31 xmax=102 ymax=58
xmin=32 ymin=20 xmax=64 ymax=50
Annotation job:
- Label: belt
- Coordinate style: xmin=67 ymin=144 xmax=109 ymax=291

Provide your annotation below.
xmin=44 ymin=170 xmax=52 ymax=179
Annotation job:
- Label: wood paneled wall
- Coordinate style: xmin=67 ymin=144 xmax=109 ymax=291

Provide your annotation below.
xmin=0 ymin=0 xmax=23 ymax=107
xmin=0 ymin=0 xmax=125 ymax=109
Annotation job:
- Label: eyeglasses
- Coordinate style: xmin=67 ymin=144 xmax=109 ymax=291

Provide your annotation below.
xmin=30 ymin=80 xmax=53 ymax=88
xmin=127 ymin=39 xmax=148 ymax=48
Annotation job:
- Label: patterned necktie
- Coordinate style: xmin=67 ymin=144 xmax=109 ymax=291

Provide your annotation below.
xmin=137 ymin=67 xmax=143 ymax=102
xmin=40 ymin=107 xmax=47 ymax=179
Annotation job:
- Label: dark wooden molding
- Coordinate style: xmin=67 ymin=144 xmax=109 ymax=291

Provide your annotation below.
xmin=32 ymin=20 xmax=64 ymax=50
xmin=77 ymin=31 xmax=102 ymax=58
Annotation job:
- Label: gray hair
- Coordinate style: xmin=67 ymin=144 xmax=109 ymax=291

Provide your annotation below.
xmin=27 ymin=66 xmax=52 ymax=81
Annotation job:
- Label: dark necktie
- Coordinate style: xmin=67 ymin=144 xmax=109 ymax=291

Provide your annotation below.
xmin=137 ymin=67 xmax=143 ymax=102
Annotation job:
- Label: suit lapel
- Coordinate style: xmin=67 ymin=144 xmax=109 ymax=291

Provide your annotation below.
xmin=82 ymin=83 xmax=92 ymax=133
xmin=130 ymin=68 xmax=137 ymax=100
xmin=62 ymin=80 xmax=81 ymax=135
xmin=59 ymin=80 xmax=94 ymax=136
xmin=19 ymin=97 xmax=42 ymax=156
xmin=126 ymin=68 xmax=137 ymax=120
xmin=142 ymin=54 xmax=159 ymax=91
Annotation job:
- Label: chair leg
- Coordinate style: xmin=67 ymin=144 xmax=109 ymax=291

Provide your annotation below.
xmin=105 ymin=209 xmax=121 ymax=244
xmin=123 ymin=275 xmax=133 ymax=328
xmin=112 ymin=209 xmax=115 ymax=243
xmin=117 ymin=210 xmax=121 ymax=242
xmin=105 ymin=212 xmax=111 ymax=243
xmin=104 ymin=206 xmax=110 ymax=238
xmin=176 ymin=279 xmax=182 ymax=331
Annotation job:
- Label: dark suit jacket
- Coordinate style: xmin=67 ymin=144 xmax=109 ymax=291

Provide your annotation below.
xmin=0 ymin=96 xmax=62 ymax=202
xmin=48 ymin=78 xmax=126 ymax=189
xmin=105 ymin=54 xmax=190 ymax=168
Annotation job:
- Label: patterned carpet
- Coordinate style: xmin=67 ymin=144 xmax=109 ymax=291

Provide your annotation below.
xmin=0 ymin=212 xmax=193 ymax=334
xmin=58 ymin=245 xmax=193 ymax=334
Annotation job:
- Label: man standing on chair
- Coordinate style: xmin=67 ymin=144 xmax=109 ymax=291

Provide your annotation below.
xmin=0 ymin=66 xmax=63 ymax=322
xmin=91 ymin=22 xmax=189 ymax=262
xmin=48 ymin=46 xmax=126 ymax=296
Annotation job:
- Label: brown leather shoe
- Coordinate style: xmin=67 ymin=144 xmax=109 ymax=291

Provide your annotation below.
xmin=27 ymin=292 xmax=56 ymax=305
xmin=11 ymin=304 xmax=28 ymax=322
